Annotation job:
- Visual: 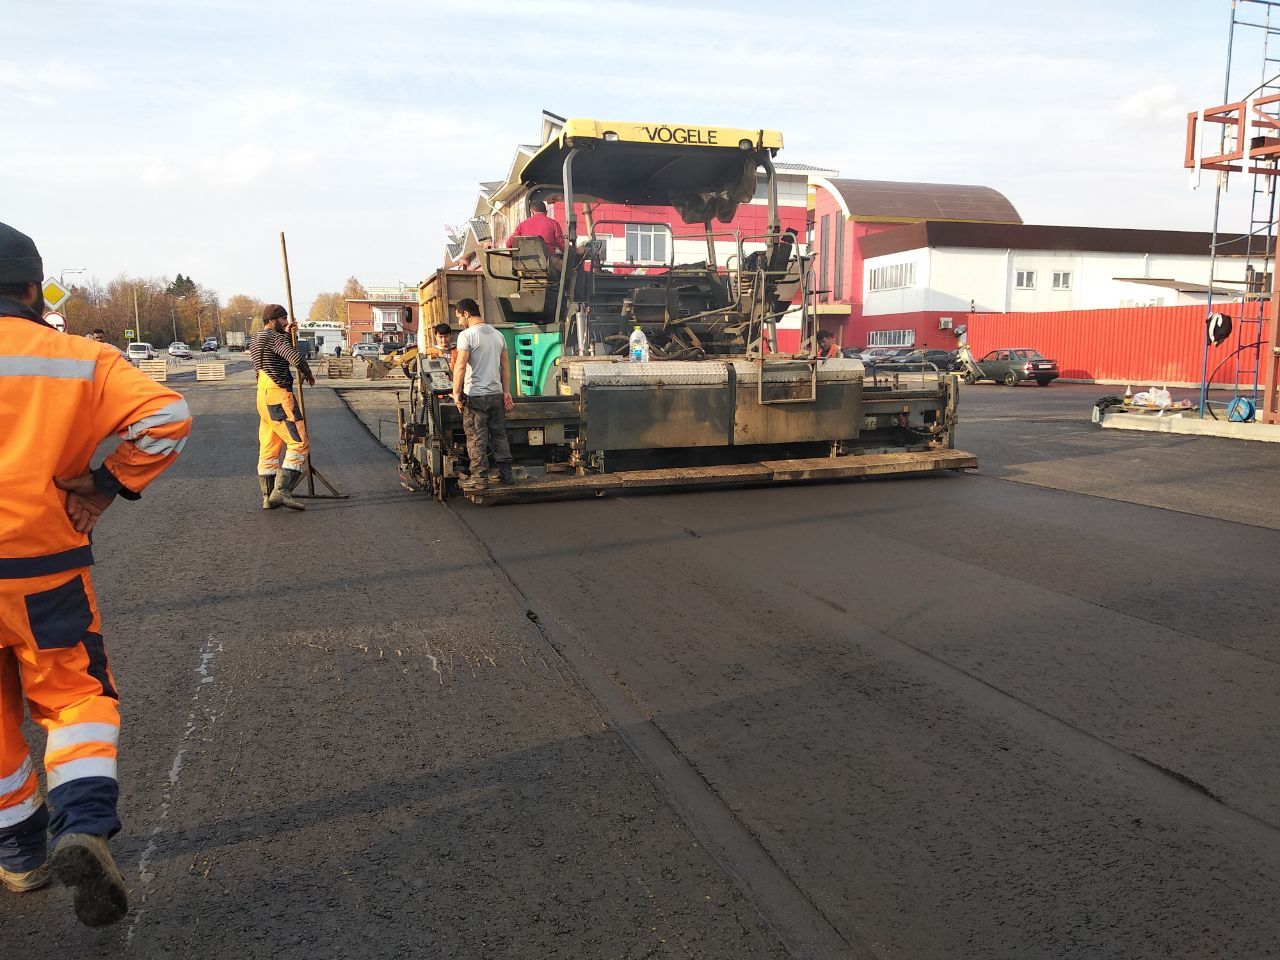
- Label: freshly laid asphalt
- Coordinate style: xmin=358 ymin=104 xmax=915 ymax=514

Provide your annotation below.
xmin=4 ymin=374 xmax=1278 ymax=959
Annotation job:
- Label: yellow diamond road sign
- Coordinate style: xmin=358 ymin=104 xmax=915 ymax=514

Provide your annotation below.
xmin=42 ymin=277 xmax=69 ymax=311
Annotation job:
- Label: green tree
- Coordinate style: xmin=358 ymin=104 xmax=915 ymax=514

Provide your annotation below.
xmin=166 ymin=273 xmax=197 ymax=299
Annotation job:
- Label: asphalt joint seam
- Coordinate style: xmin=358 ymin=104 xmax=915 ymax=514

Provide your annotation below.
xmin=454 ymin=505 xmax=871 ymax=960
xmin=620 ymin=497 xmax=1280 ymax=841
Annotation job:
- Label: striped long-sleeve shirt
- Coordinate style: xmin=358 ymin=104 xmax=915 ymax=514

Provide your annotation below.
xmin=250 ymin=328 xmax=306 ymax=389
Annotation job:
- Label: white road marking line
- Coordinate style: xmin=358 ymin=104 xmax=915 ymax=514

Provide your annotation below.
xmin=126 ymin=636 xmax=224 ymax=950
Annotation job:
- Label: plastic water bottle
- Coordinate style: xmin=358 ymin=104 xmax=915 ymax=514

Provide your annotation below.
xmin=629 ymin=325 xmax=649 ymax=363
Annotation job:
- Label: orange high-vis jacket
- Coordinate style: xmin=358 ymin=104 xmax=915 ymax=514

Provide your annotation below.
xmin=0 ymin=305 xmax=193 ymax=578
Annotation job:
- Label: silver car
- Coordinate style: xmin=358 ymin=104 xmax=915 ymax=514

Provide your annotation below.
xmin=126 ymin=342 xmax=158 ymax=362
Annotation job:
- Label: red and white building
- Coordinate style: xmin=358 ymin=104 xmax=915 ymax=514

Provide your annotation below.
xmin=808 ymin=179 xmax=1259 ymax=373
xmin=806 ymin=178 xmax=1022 ymax=346
xmin=347 ymin=286 xmax=420 ymax=348
xmin=855 ymin=221 xmax=1257 ymax=351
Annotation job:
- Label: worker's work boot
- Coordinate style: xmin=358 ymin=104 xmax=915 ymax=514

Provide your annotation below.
xmin=258 ymin=475 xmax=278 ymax=510
xmin=458 ymin=473 xmax=488 ymax=493
xmin=50 ymin=834 xmax=128 ymax=928
xmin=0 ymin=862 xmax=50 ymax=893
xmin=496 ymin=462 xmax=515 ymax=485
xmin=268 ymin=468 xmax=306 ymax=511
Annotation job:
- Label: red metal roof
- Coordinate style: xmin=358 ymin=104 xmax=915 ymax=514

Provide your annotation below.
xmin=820 ymin=178 xmax=1021 ymax=224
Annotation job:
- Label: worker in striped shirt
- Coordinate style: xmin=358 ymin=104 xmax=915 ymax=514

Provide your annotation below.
xmin=250 ymin=304 xmax=314 ymax=511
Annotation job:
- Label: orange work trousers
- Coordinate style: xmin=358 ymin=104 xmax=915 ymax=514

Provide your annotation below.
xmin=0 ymin=568 xmax=120 ymax=871
xmin=256 ymin=371 xmax=310 ymax=476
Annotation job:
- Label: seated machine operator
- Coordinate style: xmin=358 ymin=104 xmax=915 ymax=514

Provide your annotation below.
xmin=506 ymin=200 xmax=565 ymax=255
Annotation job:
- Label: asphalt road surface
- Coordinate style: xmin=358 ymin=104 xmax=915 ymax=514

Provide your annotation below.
xmin=4 ymin=378 xmax=1278 ymax=959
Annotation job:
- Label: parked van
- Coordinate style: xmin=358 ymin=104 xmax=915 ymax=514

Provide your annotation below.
xmin=127 ymin=342 xmax=158 ymax=362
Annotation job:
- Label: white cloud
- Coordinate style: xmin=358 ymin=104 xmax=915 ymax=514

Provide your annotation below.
xmin=1116 ymin=84 xmax=1186 ymax=123
xmin=198 ymin=144 xmax=279 ymax=187
xmin=140 ymin=161 xmax=180 ymax=185
xmin=0 ymin=56 xmax=94 ymax=93
xmin=218 ymin=89 xmax=310 ymax=129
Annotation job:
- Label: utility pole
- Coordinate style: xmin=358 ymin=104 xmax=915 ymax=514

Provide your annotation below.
xmin=170 ymin=300 xmax=178 ymax=342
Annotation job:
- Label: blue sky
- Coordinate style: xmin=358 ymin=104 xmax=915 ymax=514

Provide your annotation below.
xmin=0 ymin=0 xmax=1257 ymax=313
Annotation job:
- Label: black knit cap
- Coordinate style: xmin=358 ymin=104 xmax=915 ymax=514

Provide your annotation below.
xmin=262 ymin=303 xmax=288 ymax=321
xmin=0 ymin=222 xmax=43 ymax=284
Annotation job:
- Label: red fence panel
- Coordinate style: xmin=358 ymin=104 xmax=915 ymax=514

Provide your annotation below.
xmin=967 ymin=305 xmax=1252 ymax=386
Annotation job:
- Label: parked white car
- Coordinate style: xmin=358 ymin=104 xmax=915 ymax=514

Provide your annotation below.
xmin=168 ymin=341 xmax=193 ymax=359
xmin=351 ymin=342 xmax=380 ymax=360
xmin=127 ymin=342 xmax=158 ymax=361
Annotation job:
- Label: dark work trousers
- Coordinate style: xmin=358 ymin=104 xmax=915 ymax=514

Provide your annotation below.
xmin=462 ymin=393 xmax=512 ymax=475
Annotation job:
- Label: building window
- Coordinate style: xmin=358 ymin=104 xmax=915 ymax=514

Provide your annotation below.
xmin=1016 ymin=270 xmax=1036 ymax=289
xmin=1052 ymin=271 xmax=1072 ymax=290
xmin=833 ymin=218 xmax=845 ymax=300
xmin=374 ymin=307 xmax=405 ymax=333
xmin=819 ymin=215 xmax=830 ymax=303
xmin=1247 ymin=265 xmax=1272 ymax=294
xmin=867 ymin=329 xmax=915 ymax=347
xmin=868 ymin=262 xmax=916 ymax=292
xmin=625 ymin=224 xmax=668 ymax=264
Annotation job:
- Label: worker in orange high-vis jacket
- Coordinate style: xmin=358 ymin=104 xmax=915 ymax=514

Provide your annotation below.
xmin=0 ymin=222 xmax=191 ymax=927
xmin=250 ymin=303 xmax=314 ymax=511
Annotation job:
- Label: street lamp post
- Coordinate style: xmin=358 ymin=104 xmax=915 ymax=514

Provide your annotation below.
xmin=58 ymin=268 xmax=86 ymax=329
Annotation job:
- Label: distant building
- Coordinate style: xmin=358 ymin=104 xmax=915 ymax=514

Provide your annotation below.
xmin=806 ymin=178 xmax=1023 ymax=346
xmin=805 ymin=178 xmax=1261 ymax=349
xmin=856 ymin=222 xmax=1257 ymax=349
xmin=347 ymin=286 xmax=418 ymax=346
xmin=296 ymin=320 xmax=347 ymax=356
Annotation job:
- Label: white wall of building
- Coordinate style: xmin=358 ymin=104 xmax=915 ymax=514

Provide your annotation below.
xmin=860 ymin=248 xmax=932 ymax=314
xmin=298 ymin=321 xmax=348 ymax=356
xmin=864 ymin=246 xmax=1254 ymax=316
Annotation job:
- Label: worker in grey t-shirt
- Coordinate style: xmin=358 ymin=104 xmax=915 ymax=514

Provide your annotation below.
xmin=451 ymin=297 xmax=514 ymax=492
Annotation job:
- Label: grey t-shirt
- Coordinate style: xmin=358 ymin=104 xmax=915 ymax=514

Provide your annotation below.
xmin=457 ymin=323 xmax=506 ymax=396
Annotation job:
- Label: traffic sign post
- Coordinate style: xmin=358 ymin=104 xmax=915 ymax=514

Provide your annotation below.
xmin=125 ymin=330 xmax=136 ymax=340
xmin=43 ymin=311 xmax=66 ymax=333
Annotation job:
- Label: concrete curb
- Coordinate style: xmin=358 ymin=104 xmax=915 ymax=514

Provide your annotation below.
xmin=1098 ymin=409 xmax=1280 ymax=443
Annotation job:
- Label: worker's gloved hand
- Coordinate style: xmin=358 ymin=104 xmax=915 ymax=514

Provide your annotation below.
xmin=299 ymin=361 xmax=315 ymax=386
xmin=53 ymin=473 xmax=116 ymax=534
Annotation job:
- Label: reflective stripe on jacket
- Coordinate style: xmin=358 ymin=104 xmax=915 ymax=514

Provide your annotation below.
xmin=0 ymin=312 xmax=193 ymax=578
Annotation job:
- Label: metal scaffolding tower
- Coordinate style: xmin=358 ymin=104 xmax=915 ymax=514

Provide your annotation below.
xmin=1185 ymin=0 xmax=1280 ymax=423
